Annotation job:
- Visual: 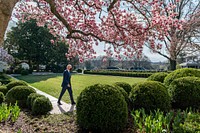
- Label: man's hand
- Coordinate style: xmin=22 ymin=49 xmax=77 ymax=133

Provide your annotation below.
xmin=67 ymin=84 xmax=70 ymax=87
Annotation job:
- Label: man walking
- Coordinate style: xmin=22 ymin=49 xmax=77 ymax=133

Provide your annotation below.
xmin=57 ymin=64 xmax=76 ymax=105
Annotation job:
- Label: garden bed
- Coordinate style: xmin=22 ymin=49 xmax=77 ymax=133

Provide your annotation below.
xmin=0 ymin=109 xmax=78 ymax=133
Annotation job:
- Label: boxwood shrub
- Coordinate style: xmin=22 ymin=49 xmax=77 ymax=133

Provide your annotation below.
xmin=0 ymin=86 xmax=8 ymax=95
xmin=77 ymin=84 xmax=128 ymax=133
xmin=6 ymin=80 xmax=28 ymax=90
xmin=0 ymin=92 xmax=5 ymax=104
xmin=0 ymin=74 xmax=12 ymax=85
xmin=114 ymin=86 xmax=129 ymax=104
xmin=27 ymin=93 xmax=43 ymax=109
xmin=147 ymin=72 xmax=168 ymax=83
xmin=169 ymin=77 xmax=200 ymax=110
xmin=130 ymin=81 xmax=171 ymax=112
xmin=164 ymin=68 xmax=200 ymax=86
xmin=114 ymin=82 xmax=132 ymax=95
xmin=31 ymin=96 xmax=52 ymax=115
xmin=77 ymin=69 xmax=82 ymax=73
xmin=21 ymin=70 xmax=29 ymax=75
xmin=6 ymin=86 xmax=36 ymax=107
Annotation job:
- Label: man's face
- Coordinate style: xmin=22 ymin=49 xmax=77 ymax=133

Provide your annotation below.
xmin=67 ymin=65 xmax=72 ymax=71
xmin=69 ymin=66 xmax=72 ymax=71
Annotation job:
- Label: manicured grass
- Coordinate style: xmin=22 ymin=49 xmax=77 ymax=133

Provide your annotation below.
xmin=16 ymin=74 xmax=146 ymax=103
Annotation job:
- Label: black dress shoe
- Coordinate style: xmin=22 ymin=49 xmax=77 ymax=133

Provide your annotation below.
xmin=57 ymin=102 xmax=62 ymax=105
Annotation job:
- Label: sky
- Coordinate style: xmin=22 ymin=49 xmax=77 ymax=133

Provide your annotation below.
xmin=93 ymin=42 xmax=167 ymax=62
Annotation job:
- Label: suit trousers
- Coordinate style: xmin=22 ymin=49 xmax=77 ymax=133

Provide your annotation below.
xmin=58 ymin=86 xmax=75 ymax=104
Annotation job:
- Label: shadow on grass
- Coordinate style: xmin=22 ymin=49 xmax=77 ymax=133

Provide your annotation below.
xmin=14 ymin=73 xmax=63 ymax=83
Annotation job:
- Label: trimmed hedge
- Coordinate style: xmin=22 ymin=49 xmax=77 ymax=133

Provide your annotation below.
xmin=164 ymin=68 xmax=200 ymax=86
xmin=169 ymin=77 xmax=200 ymax=110
xmin=0 ymin=86 xmax=8 ymax=95
xmin=6 ymin=80 xmax=28 ymax=90
xmin=21 ymin=70 xmax=29 ymax=75
xmin=77 ymin=84 xmax=128 ymax=133
xmin=32 ymin=96 xmax=52 ymax=115
xmin=0 ymin=74 xmax=12 ymax=85
xmin=147 ymin=72 xmax=168 ymax=83
xmin=0 ymin=92 xmax=5 ymax=104
xmin=114 ymin=82 xmax=132 ymax=95
xmin=27 ymin=93 xmax=43 ymax=109
xmin=6 ymin=86 xmax=36 ymax=107
xmin=130 ymin=81 xmax=171 ymax=112
xmin=115 ymin=86 xmax=129 ymax=104
xmin=77 ymin=69 xmax=83 ymax=73
xmin=84 ymin=70 xmax=152 ymax=78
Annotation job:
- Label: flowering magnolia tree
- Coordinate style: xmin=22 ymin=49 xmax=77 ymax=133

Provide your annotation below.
xmin=144 ymin=0 xmax=200 ymax=70
xmin=14 ymin=1 xmax=184 ymax=63
xmin=0 ymin=47 xmax=14 ymax=64
xmin=1 ymin=0 xmax=196 ymax=70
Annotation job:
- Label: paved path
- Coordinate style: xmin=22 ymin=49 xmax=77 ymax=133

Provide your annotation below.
xmin=30 ymin=86 xmax=76 ymax=114
xmin=9 ymin=75 xmax=76 ymax=114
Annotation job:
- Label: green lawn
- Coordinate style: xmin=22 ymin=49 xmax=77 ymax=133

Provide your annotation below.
xmin=16 ymin=74 xmax=146 ymax=103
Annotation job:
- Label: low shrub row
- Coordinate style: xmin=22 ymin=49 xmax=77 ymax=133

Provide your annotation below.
xmin=6 ymin=86 xmax=36 ymax=108
xmin=77 ymin=68 xmax=200 ymax=132
xmin=0 ymin=79 xmax=52 ymax=116
xmin=0 ymin=74 xmax=13 ymax=85
xmin=27 ymin=93 xmax=52 ymax=115
xmin=84 ymin=70 xmax=152 ymax=78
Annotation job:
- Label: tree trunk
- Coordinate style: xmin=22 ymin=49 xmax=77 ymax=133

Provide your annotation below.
xmin=0 ymin=0 xmax=18 ymax=45
xmin=169 ymin=59 xmax=176 ymax=71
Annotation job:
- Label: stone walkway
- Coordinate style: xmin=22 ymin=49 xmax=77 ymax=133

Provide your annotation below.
xmin=9 ymin=75 xmax=76 ymax=114
xmin=30 ymin=86 xmax=76 ymax=114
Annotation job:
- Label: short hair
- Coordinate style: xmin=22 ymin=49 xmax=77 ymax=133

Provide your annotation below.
xmin=67 ymin=64 xmax=72 ymax=69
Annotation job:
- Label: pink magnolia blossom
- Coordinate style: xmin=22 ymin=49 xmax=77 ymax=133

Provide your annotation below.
xmin=14 ymin=0 xmax=184 ymax=61
xmin=0 ymin=47 xmax=14 ymax=64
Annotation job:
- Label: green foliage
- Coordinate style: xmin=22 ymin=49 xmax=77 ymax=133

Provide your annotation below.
xmin=5 ymin=19 xmax=69 ymax=72
xmin=76 ymin=69 xmax=82 ymax=73
xmin=130 ymin=81 xmax=171 ymax=112
xmin=26 ymin=93 xmax=43 ymax=109
xmin=84 ymin=70 xmax=153 ymax=78
xmin=114 ymin=82 xmax=132 ymax=94
xmin=147 ymin=72 xmax=168 ymax=83
xmin=0 ymin=86 xmax=8 ymax=95
xmin=0 ymin=74 xmax=12 ymax=85
xmin=164 ymin=68 xmax=200 ymax=86
xmin=169 ymin=77 xmax=200 ymax=110
xmin=115 ymin=86 xmax=129 ymax=104
xmin=0 ymin=103 xmax=20 ymax=123
xmin=6 ymin=80 xmax=28 ymax=90
xmin=0 ymin=92 xmax=5 ymax=104
xmin=131 ymin=109 xmax=188 ymax=133
xmin=0 ymin=103 xmax=11 ymax=122
xmin=21 ymin=69 xmax=29 ymax=75
xmin=132 ymin=82 xmax=139 ymax=89
xmin=11 ymin=102 xmax=20 ymax=122
xmin=31 ymin=96 xmax=52 ymax=115
xmin=77 ymin=84 xmax=128 ymax=133
xmin=179 ymin=112 xmax=200 ymax=132
xmin=6 ymin=86 xmax=36 ymax=107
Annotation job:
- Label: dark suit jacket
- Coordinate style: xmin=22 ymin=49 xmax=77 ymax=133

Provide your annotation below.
xmin=61 ymin=70 xmax=71 ymax=88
